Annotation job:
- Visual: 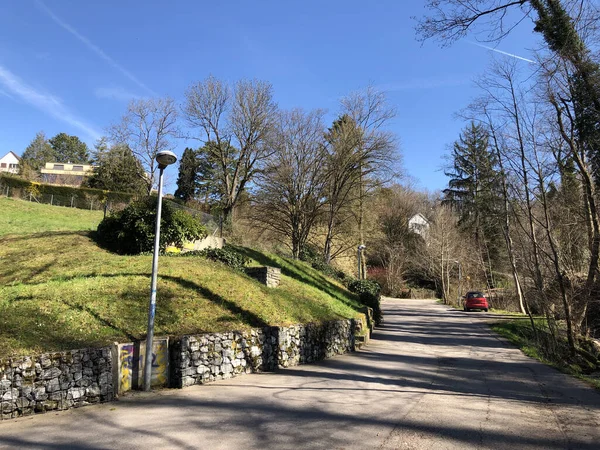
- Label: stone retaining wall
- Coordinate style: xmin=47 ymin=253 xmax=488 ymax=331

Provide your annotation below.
xmin=1 ymin=317 xmax=367 ymax=419
xmin=0 ymin=347 xmax=113 ymax=420
xmin=171 ymin=319 xmax=356 ymax=388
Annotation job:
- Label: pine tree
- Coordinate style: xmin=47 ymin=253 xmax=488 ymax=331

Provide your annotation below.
xmin=443 ymin=122 xmax=499 ymax=235
xmin=85 ymin=140 xmax=146 ymax=194
xmin=174 ymin=148 xmax=200 ymax=202
xmin=21 ymin=131 xmax=55 ymax=171
xmin=443 ymin=122 xmax=504 ymax=284
xmin=49 ymin=133 xmax=90 ymax=163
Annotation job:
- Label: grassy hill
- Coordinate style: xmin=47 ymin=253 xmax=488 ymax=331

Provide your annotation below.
xmin=0 ymin=197 xmax=362 ymax=357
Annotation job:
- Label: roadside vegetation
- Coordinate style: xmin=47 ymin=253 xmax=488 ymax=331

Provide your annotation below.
xmin=492 ymin=320 xmax=600 ymax=390
xmin=0 ymin=198 xmax=362 ymax=357
xmin=410 ymin=0 xmax=600 ymax=379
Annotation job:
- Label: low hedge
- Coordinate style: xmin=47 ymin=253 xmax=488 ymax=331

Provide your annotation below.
xmin=0 ymin=173 xmax=136 ymax=204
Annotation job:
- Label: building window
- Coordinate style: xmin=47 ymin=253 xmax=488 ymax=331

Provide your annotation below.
xmin=53 ymin=164 xmax=64 ymax=170
xmin=72 ymin=165 xmax=84 ymax=171
xmin=9 ymin=164 xmax=18 ymax=169
xmin=0 ymin=163 xmax=6 ymax=168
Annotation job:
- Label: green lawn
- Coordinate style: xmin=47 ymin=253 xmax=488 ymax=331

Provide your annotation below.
xmin=0 ymin=196 xmax=103 ymax=236
xmin=0 ymin=197 xmax=362 ymax=357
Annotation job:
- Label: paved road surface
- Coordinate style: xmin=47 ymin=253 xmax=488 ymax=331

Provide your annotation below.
xmin=1 ymin=299 xmax=600 ymax=449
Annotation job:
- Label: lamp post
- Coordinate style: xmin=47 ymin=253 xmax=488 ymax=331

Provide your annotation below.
xmin=357 ymin=244 xmax=366 ymax=280
xmin=143 ymin=150 xmax=177 ymax=392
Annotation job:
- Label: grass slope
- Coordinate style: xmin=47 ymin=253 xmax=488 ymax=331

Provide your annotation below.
xmin=0 ymin=198 xmax=362 ymax=357
xmin=0 ymin=196 xmax=103 ymax=236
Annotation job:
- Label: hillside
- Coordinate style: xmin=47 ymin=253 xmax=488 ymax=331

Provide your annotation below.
xmin=0 ymin=197 xmax=363 ymax=357
xmin=0 ymin=196 xmax=103 ymax=236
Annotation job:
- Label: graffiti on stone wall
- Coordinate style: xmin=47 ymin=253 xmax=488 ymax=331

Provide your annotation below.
xmin=117 ymin=339 xmax=169 ymax=394
xmin=119 ymin=343 xmax=135 ymax=393
xmin=146 ymin=339 xmax=168 ymax=387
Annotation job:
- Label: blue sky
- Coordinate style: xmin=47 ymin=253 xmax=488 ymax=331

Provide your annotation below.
xmin=0 ymin=0 xmax=541 ymax=191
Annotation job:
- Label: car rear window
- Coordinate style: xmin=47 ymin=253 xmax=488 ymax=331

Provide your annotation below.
xmin=467 ymin=292 xmax=484 ymax=298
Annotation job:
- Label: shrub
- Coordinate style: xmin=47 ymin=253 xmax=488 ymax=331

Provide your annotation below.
xmin=347 ymin=279 xmax=383 ymax=325
xmin=187 ymin=245 xmax=249 ymax=272
xmin=96 ymin=196 xmax=207 ymax=254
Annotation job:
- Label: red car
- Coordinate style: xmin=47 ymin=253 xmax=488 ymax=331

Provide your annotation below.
xmin=463 ymin=291 xmax=489 ymax=312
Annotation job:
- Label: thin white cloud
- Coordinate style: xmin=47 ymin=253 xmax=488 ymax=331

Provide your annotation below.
xmin=95 ymin=86 xmax=142 ymax=101
xmin=469 ymin=41 xmax=536 ymax=63
xmin=36 ymin=0 xmax=157 ymax=96
xmin=0 ymin=64 xmax=101 ymax=140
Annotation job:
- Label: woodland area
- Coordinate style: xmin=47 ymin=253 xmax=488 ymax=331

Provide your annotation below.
xmin=415 ymin=0 xmax=600 ymax=366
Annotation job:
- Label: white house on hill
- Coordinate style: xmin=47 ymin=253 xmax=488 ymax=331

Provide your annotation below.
xmin=0 ymin=151 xmax=20 ymax=174
xmin=409 ymin=213 xmax=430 ymax=236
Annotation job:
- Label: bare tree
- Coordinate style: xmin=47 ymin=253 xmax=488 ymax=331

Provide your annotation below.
xmin=370 ymin=185 xmax=425 ymax=296
xmin=416 ymin=204 xmax=463 ymax=304
xmin=338 ymin=86 xmax=399 ymax=275
xmin=183 ymin=76 xmax=277 ymax=226
xmin=110 ymin=97 xmax=178 ymax=194
xmin=252 ymin=109 xmax=328 ymax=259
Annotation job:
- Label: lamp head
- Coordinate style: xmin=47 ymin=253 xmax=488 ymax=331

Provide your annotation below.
xmin=358 ymin=244 xmax=366 ymax=251
xmin=156 ymin=150 xmax=177 ymax=169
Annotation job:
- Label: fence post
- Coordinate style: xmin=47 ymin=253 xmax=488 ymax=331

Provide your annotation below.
xmin=90 ymin=199 xmax=94 ymax=211
xmin=71 ymin=196 xmax=74 ymax=208
xmin=50 ymin=194 xmax=53 ymax=206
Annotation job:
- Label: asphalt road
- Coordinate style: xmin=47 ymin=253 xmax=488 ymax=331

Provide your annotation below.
xmin=1 ymin=298 xmax=600 ymax=449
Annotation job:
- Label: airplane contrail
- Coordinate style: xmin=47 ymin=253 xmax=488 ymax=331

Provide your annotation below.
xmin=36 ymin=0 xmax=157 ymax=96
xmin=0 ymin=64 xmax=101 ymax=140
xmin=469 ymin=42 xmax=536 ymax=64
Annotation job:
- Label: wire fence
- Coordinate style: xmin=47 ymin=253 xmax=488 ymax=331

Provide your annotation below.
xmin=0 ymin=182 xmax=131 ymax=215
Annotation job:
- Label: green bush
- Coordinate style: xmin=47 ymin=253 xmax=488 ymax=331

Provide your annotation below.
xmin=185 ymin=245 xmax=249 ymax=272
xmin=96 ymin=196 xmax=207 ymax=254
xmin=347 ymin=279 xmax=383 ymax=325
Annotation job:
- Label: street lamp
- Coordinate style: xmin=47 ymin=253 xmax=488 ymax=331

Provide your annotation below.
xmin=143 ymin=150 xmax=177 ymax=392
xmin=357 ymin=244 xmax=366 ymax=280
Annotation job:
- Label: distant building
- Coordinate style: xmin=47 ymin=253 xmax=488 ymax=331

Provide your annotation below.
xmin=0 ymin=151 xmax=20 ymax=174
xmin=409 ymin=213 xmax=430 ymax=236
xmin=40 ymin=162 xmax=95 ymax=186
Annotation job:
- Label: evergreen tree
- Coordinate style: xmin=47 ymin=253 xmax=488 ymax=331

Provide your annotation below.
xmin=443 ymin=122 xmax=504 ymax=282
xmin=174 ymin=147 xmax=200 ymax=202
xmin=196 ymin=143 xmax=222 ymax=207
xmin=21 ymin=131 xmax=55 ymax=171
xmin=443 ymin=122 xmax=499 ymax=235
xmin=49 ymin=132 xmax=90 ymax=163
xmin=85 ymin=140 xmax=146 ymax=194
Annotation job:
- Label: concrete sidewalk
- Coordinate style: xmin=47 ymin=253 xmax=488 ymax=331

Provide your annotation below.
xmin=1 ymin=299 xmax=599 ymax=449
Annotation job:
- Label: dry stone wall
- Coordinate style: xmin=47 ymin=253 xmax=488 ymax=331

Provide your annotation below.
xmin=1 ymin=317 xmax=365 ymax=420
xmin=0 ymin=347 xmax=113 ymax=420
xmin=171 ymin=319 xmax=356 ymax=388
